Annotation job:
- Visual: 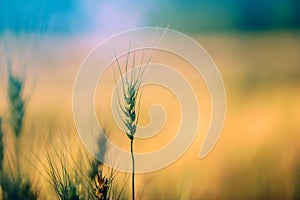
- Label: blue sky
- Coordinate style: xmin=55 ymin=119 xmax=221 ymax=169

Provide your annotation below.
xmin=0 ymin=0 xmax=299 ymax=34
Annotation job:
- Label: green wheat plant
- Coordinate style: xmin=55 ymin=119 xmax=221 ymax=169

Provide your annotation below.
xmin=7 ymin=67 xmax=25 ymax=139
xmin=42 ymin=130 xmax=118 ymax=200
xmin=7 ymin=66 xmax=24 ymax=177
xmin=39 ymin=135 xmax=92 ymax=200
xmin=89 ymin=131 xmax=112 ymax=200
xmin=89 ymin=129 xmax=108 ymax=181
xmin=7 ymin=66 xmax=25 ymax=172
xmin=0 ymin=66 xmax=38 ymax=200
xmin=45 ymin=151 xmax=81 ymax=200
xmin=114 ymin=48 xmax=150 ymax=200
xmin=0 ymin=175 xmax=38 ymax=200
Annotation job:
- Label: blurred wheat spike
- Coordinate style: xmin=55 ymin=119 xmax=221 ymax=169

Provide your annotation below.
xmin=8 ymin=68 xmax=25 ymax=138
xmin=89 ymin=131 xmax=113 ymax=200
xmin=1 ymin=67 xmax=38 ymax=199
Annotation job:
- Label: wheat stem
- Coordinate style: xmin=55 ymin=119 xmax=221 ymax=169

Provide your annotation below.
xmin=130 ymin=139 xmax=135 ymax=200
xmin=114 ymin=46 xmax=151 ymax=200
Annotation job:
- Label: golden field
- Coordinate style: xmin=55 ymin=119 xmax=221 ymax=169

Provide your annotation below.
xmin=0 ymin=30 xmax=300 ymax=199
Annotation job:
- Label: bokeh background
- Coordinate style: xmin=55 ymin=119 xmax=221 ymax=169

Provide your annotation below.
xmin=0 ymin=0 xmax=300 ymax=199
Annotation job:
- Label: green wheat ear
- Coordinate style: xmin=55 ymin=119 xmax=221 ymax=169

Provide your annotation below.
xmin=7 ymin=68 xmax=25 ymax=138
xmin=114 ymin=49 xmax=148 ymax=141
xmin=114 ymin=48 xmax=150 ymax=200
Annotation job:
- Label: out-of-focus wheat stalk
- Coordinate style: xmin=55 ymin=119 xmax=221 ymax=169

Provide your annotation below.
xmin=7 ymin=66 xmax=25 ymax=178
xmin=7 ymin=67 xmax=25 ymax=139
xmin=89 ymin=129 xmax=119 ymax=200
xmin=0 ymin=118 xmax=4 ymax=172
xmin=0 ymin=64 xmax=38 ymax=199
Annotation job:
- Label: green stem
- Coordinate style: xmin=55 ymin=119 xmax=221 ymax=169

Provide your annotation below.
xmin=130 ymin=139 xmax=135 ymax=200
xmin=15 ymin=137 xmax=21 ymax=177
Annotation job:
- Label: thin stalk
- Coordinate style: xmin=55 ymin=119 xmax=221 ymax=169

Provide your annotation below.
xmin=15 ymin=138 xmax=21 ymax=176
xmin=130 ymin=139 xmax=135 ymax=200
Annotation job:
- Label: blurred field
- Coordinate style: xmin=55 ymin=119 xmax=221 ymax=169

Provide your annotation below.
xmin=1 ymin=30 xmax=300 ymax=199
